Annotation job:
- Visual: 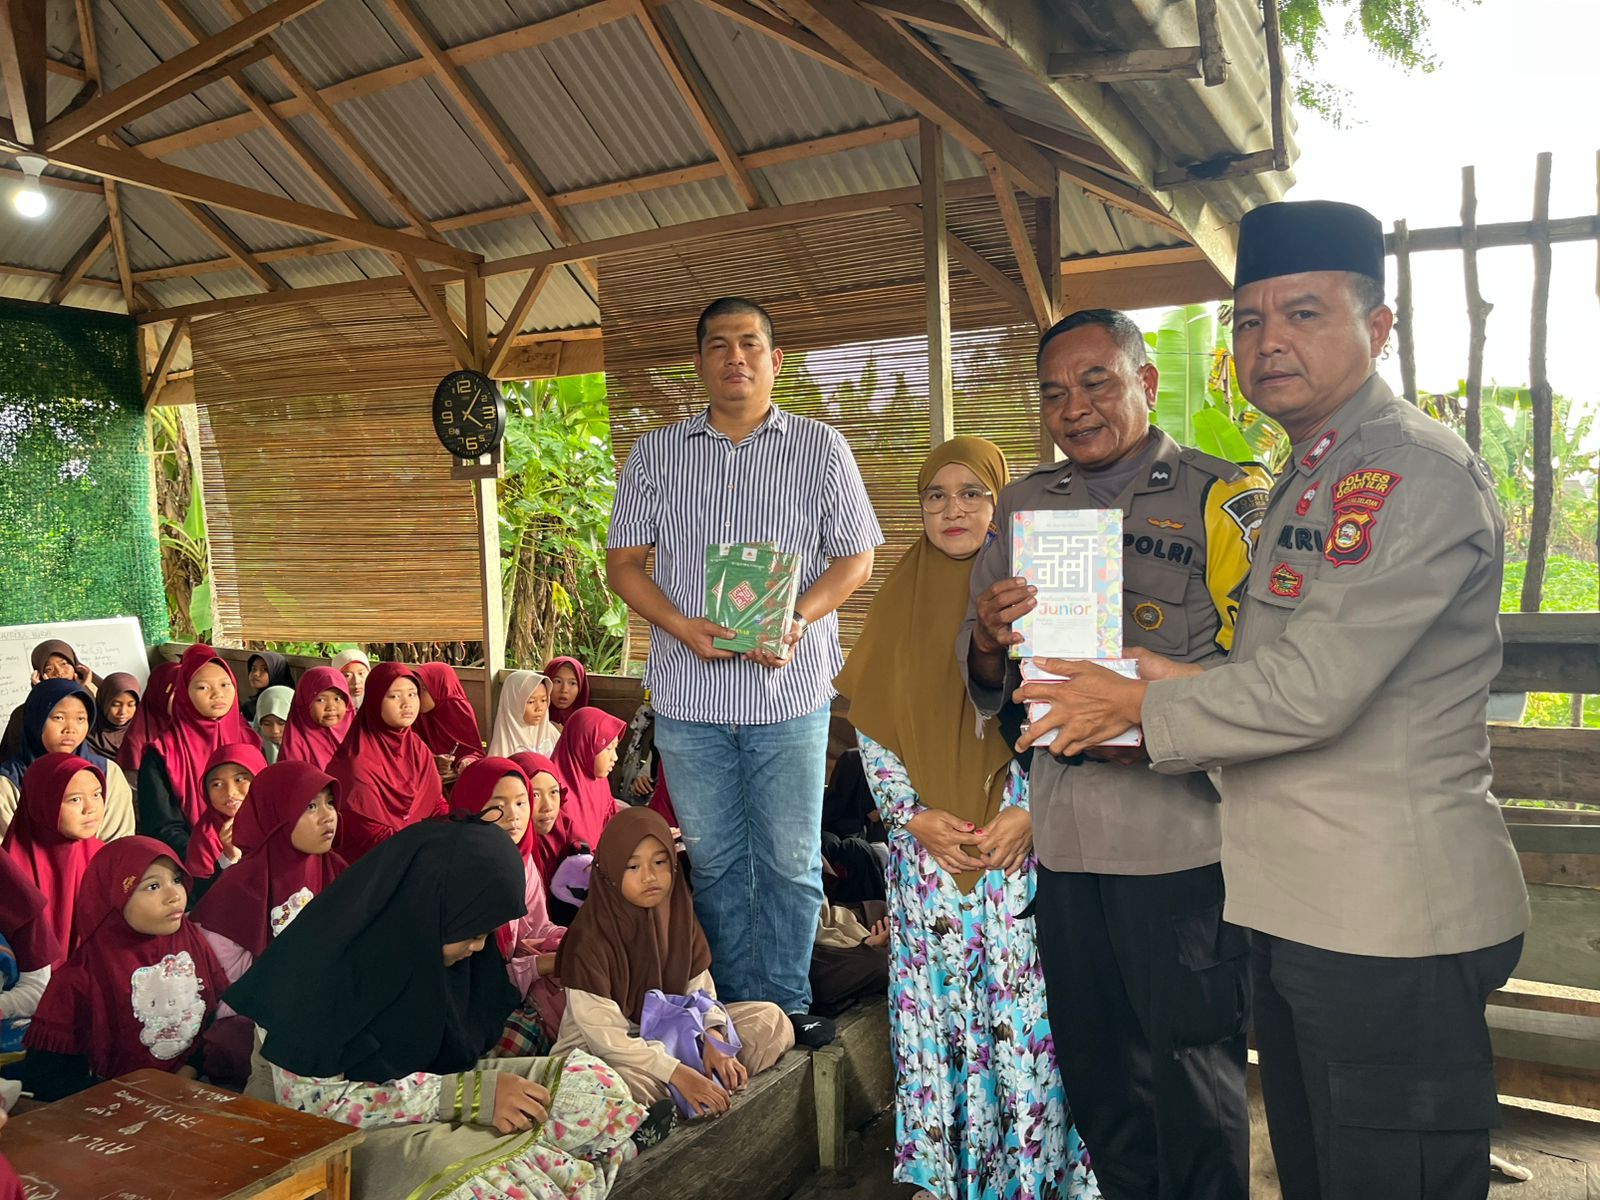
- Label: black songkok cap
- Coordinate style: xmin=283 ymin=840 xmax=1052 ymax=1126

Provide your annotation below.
xmin=1234 ymin=200 xmax=1385 ymax=291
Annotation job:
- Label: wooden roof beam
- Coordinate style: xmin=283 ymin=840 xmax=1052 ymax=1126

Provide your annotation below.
xmin=214 ymin=0 xmax=440 ymax=238
xmin=131 ymin=1 xmax=634 ymax=160
xmin=397 ymin=256 xmax=473 ymax=369
xmin=487 ymin=267 xmax=552 ymax=377
xmin=46 ymin=0 xmax=329 ymax=148
xmin=0 ymin=0 xmax=47 ymax=145
xmin=983 ymin=153 xmax=1052 ymax=327
xmin=779 ymin=0 xmax=1056 ymax=197
xmin=691 ymin=0 xmax=877 ymax=89
xmin=167 ymin=194 xmax=287 ymax=291
xmin=47 ymin=218 xmax=112 ymax=304
xmin=72 ymin=0 xmax=141 ymax=312
xmin=43 ymin=138 xmax=481 ymax=268
xmin=864 ymin=1 xmax=992 ymax=41
xmin=382 ymin=0 xmax=580 ymax=249
xmin=143 ymin=317 xmax=190 ymax=409
xmin=634 ymin=0 xmax=762 ymax=209
xmin=950 ymin=0 xmax=1237 ymax=278
xmin=889 ymin=202 xmax=1032 ymax=325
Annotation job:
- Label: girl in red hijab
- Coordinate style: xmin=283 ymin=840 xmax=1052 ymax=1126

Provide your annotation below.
xmin=327 ymin=663 xmax=446 ymax=862
xmin=549 ymin=707 xmax=626 ymax=850
xmin=512 ymin=750 xmax=577 ymax=896
xmin=450 ymin=758 xmax=566 ymax=1044
xmin=278 ymin=667 xmax=354 ymax=771
xmin=186 ymin=742 xmax=269 ymax=886
xmin=544 ymin=657 xmax=590 ymax=727
xmin=21 ymin=836 xmax=227 ymax=1101
xmin=194 ymin=760 xmax=345 ymax=985
xmin=136 ymin=647 xmax=260 ymax=868
xmin=1 ymin=754 xmax=106 ymax=969
xmin=118 ymin=660 xmax=180 ymax=778
xmin=413 ymin=662 xmax=484 ymax=773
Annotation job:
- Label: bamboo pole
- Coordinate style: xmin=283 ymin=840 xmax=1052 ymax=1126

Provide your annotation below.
xmin=1521 ymin=152 xmax=1554 ymax=613
xmin=1393 ymin=219 xmax=1417 ymax=405
xmin=1594 ymin=151 xmax=1599 ymax=604
xmin=1461 ymin=166 xmax=1492 ymax=454
xmin=920 ymin=119 xmax=953 ymax=447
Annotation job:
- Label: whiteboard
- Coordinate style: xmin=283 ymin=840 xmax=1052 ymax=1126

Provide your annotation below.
xmin=0 ymin=617 xmax=150 ymax=719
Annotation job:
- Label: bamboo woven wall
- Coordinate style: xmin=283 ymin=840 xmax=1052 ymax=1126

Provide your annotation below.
xmin=599 ymin=196 xmax=1049 ymax=666
xmin=191 ymin=290 xmax=484 ymax=643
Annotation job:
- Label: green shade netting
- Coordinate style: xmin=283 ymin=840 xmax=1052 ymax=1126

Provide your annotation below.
xmin=0 ymin=301 xmax=169 ymax=643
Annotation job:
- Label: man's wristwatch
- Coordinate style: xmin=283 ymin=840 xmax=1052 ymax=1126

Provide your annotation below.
xmin=790 ymin=611 xmax=809 ymax=639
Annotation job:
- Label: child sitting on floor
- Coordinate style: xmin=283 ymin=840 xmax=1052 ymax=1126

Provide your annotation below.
xmin=0 ymin=855 xmax=61 ymax=1064
xmin=21 ymin=837 xmax=228 ymax=1101
xmin=2 ymin=754 xmax=106 ymax=971
xmin=449 ymin=758 xmax=567 ymax=1054
xmin=251 ymin=686 xmax=293 ymax=765
xmin=186 ymin=743 xmax=267 ymax=897
xmin=553 ymin=807 xmax=795 ymax=1118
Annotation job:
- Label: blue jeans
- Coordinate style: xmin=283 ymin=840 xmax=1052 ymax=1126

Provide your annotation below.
xmin=653 ymin=704 xmax=829 ymax=1013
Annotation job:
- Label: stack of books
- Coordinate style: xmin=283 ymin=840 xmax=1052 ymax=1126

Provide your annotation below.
xmin=705 ymin=542 xmax=802 ymax=657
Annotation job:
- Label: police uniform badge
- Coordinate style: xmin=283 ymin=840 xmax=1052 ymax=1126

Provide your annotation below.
xmin=1132 ymin=601 xmax=1164 ymax=631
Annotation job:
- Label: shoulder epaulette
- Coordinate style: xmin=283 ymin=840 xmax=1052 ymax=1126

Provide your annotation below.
xmin=1176 ymin=447 xmax=1256 ymax=483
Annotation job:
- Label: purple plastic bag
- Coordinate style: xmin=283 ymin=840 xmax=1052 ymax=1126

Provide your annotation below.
xmin=638 ymin=988 xmax=742 ymax=1118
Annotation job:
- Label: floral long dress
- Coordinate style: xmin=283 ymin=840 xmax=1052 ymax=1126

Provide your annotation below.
xmin=860 ymin=733 xmax=1099 ymax=1200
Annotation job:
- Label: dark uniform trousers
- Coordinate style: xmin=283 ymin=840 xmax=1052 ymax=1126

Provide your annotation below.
xmin=1253 ymin=931 xmax=1523 ymax=1200
xmin=1036 ymin=862 xmax=1250 ymax=1200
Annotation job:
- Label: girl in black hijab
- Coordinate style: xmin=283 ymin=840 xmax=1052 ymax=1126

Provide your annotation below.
xmin=227 ymin=818 xmax=654 ymax=1200
xmin=241 ymin=652 xmax=294 ymax=723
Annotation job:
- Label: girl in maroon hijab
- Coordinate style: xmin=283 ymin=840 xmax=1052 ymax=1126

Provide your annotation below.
xmin=2 ymin=754 xmax=106 ymax=968
xmin=413 ymin=662 xmax=484 ymax=772
xmin=513 ymin=751 xmax=578 ymax=896
xmin=136 ymin=647 xmax=260 ymax=867
xmin=194 ymin=760 xmax=345 ymax=984
xmin=326 ymin=663 xmax=446 ymax=862
xmin=21 ymin=837 xmax=227 ymax=1101
xmin=278 ymin=667 xmax=354 ymax=771
xmin=449 ymin=758 xmax=567 ymax=1043
xmin=119 ymin=660 xmax=180 ymax=778
xmin=186 ymin=742 xmax=269 ymax=887
xmin=549 ymin=707 xmax=626 ymax=850
xmin=544 ymin=657 xmax=590 ymax=727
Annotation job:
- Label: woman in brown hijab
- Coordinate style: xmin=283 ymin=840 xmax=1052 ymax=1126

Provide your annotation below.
xmin=833 ymin=437 xmax=1098 ymax=1200
xmin=551 ymin=807 xmax=793 ymax=1118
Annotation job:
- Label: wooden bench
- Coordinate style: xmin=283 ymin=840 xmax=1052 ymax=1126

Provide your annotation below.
xmin=2 ymin=1069 xmax=361 ymax=1200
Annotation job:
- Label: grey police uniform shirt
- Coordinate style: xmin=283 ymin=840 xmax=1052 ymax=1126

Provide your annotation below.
xmin=958 ymin=427 xmax=1271 ymax=875
xmin=1141 ymin=375 xmax=1530 ymax=957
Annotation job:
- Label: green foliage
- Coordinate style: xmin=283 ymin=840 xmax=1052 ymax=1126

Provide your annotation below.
xmin=1145 ymin=304 xmax=1290 ymax=470
xmin=498 ymin=374 xmax=627 ymax=673
xmin=0 ymin=301 xmax=168 ymax=643
xmin=1278 ymin=0 xmax=1472 ymax=123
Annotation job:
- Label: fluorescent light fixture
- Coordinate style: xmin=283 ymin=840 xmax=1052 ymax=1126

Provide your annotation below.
xmin=13 ymin=154 xmax=47 ymax=219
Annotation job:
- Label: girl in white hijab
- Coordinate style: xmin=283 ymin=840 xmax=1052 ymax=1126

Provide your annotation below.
xmin=330 ymin=649 xmax=372 ymax=710
xmin=252 ymin=685 xmax=294 ymax=765
xmin=487 ymin=671 xmax=560 ymax=758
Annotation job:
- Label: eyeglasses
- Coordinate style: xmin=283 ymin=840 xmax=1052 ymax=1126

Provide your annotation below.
xmin=918 ymin=486 xmax=994 ymax=512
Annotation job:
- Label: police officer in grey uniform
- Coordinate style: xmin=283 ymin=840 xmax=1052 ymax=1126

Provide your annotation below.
xmin=961 ymin=309 xmax=1269 ymax=1199
xmin=1018 ymin=202 xmax=1529 ymax=1200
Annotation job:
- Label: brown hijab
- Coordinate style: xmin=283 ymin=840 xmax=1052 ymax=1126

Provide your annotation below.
xmin=833 ymin=435 xmax=1014 ymax=893
xmin=554 ymin=806 xmax=710 ymax=1024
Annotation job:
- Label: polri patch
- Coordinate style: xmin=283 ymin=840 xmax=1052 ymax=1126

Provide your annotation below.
xmin=1222 ymin=488 xmax=1269 ymax=538
xmin=1325 ymin=508 xmax=1378 ymax=567
xmin=1300 ymin=429 xmax=1337 ymax=472
xmin=1268 ymin=562 xmax=1304 ymax=599
xmin=1132 ymin=601 xmax=1165 ymax=631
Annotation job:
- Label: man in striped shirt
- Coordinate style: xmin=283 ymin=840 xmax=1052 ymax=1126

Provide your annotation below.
xmin=606 ymin=298 xmax=882 ymax=1047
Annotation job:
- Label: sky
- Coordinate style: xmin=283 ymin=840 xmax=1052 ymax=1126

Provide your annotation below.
xmin=1260 ymin=0 xmax=1598 ymax=412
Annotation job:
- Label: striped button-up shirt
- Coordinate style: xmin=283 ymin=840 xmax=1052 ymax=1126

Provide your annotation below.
xmin=607 ymin=404 xmax=882 ymax=724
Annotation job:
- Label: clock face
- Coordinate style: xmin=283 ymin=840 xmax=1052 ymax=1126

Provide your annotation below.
xmin=432 ymin=370 xmax=507 ymax=458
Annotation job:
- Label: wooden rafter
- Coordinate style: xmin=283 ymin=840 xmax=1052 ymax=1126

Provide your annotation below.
xmin=865 ymin=0 xmax=991 ymax=41
xmin=634 ymin=0 xmax=761 ymax=209
xmin=888 ymin=204 xmax=1031 ymax=324
xmin=167 ymin=195 xmax=286 ymax=291
xmin=778 ymin=0 xmax=1055 ymax=196
xmin=691 ymin=0 xmax=876 ymax=90
xmin=47 ymin=219 xmax=112 ymax=305
xmin=42 ymin=138 xmax=480 ymax=268
xmin=0 ymin=0 xmax=47 ymax=145
xmin=382 ymin=0 xmax=577 ymax=249
xmin=46 ymin=0 xmax=329 ymax=148
xmin=214 ymin=0 xmax=440 ymax=238
xmin=128 ymin=118 xmax=923 ymax=286
xmin=397 ymin=256 xmax=473 ymax=368
xmin=71 ymin=0 xmax=97 ymax=80
xmin=0 ymin=261 xmax=118 ymax=291
xmin=104 ymin=180 xmax=138 ymax=310
xmin=143 ymin=318 xmax=190 ymax=409
xmin=133 ymin=0 xmax=634 ymax=160
xmin=951 ymin=0 xmax=1238 ymax=277
xmin=983 ymin=153 xmax=1051 ymax=327
xmin=487 ymin=268 xmax=552 ymax=377
xmin=100 ymin=44 xmax=273 ymax=134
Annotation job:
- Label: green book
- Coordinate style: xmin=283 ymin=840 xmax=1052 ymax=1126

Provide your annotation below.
xmin=706 ymin=542 xmax=802 ymax=656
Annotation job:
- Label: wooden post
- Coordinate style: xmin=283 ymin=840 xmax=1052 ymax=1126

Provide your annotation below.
xmin=1521 ymin=152 xmax=1554 ymax=614
xmin=463 ymin=263 xmax=488 ymax=373
xmin=1036 ymin=179 xmax=1062 ymax=464
xmin=474 ymin=470 xmax=506 ymax=735
xmin=1461 ymin=165 xmax=1492 ymax=455
xmin=920 ymin=119 xmax=953 ymax=446
xmin=1195 ymin=0 xmax=1228 ymax=86
xmin=1392 ymin=219 xmax=1417 ymax=406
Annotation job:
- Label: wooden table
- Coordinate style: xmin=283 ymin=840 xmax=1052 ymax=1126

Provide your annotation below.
xmin=2 ymin=1069 xmax=362 ymax=1199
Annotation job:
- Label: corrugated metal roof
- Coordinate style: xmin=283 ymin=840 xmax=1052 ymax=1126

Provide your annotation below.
xmin=0 ymin=187 xmax=107 ymax=273
xmin=12 ymin=0 xmax=1292 ymax=332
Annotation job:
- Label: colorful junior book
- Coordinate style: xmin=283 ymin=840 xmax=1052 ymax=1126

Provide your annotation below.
xmin=1010 ymin=509 xmax=1123 ymax=659
xmin=1020 ymin=658 xmax=1143 ymax=749
xmin=706 ymin=542 xmax=802 ymax=656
